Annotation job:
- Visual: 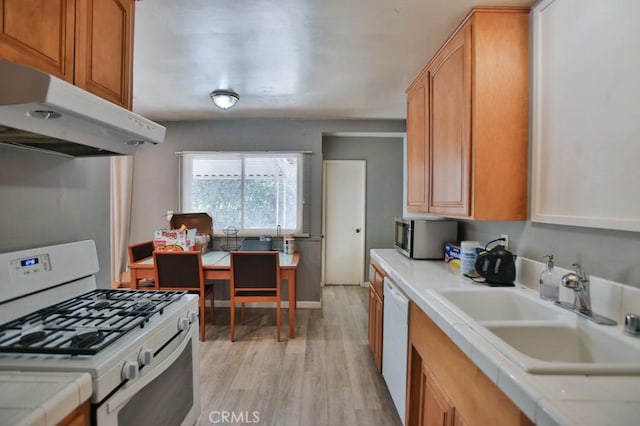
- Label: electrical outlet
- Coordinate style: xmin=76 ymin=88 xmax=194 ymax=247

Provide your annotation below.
xmin=500 ymin=233 xmax=510 ymax=250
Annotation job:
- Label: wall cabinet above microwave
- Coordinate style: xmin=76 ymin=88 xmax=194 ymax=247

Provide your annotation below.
xmin=406 ymin=7 xmax=529 ymax=220
xmin=0 ymin=0 xmax=134 ymax=109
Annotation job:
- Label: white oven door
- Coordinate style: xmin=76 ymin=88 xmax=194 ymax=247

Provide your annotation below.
xmin=95 ymin=320 xmax=200 ymax=426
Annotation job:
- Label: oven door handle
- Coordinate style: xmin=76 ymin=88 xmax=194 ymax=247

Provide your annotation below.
xmin=106 ymin=323 xmax=194 ymax=413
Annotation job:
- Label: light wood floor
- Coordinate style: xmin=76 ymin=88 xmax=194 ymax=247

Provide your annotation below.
xmin=199 ymin=285 xmax=402 ymax=426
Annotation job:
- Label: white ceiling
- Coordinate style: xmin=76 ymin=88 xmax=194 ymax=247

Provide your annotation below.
xmin=133 ymin=0 xmax=533 ymax=122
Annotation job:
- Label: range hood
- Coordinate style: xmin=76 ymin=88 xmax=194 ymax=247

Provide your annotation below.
xmin=0 ymin=60 xmax=165 ymax=157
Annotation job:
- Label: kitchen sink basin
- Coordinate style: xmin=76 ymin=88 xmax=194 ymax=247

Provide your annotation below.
xmin=484 ymin=323 xmax=640 ymax=375
xmin=435 ymin=288 xmax=561 ymax=321
xmin=434 ymin=287 xmax=640 ymax=375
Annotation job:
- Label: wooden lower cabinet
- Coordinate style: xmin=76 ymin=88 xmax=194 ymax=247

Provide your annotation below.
xmin=368 ymin=283 xmax=383 ymax=371
xmin=423 ymin=368 xmax=453 ymax=426
xmin=58 ymin=399 xmax=90 ymax=426
xmin=368 ymin=262 xmax=385 ymax=371
xmin=407 ymin=302 xmax=532 ymax=426
xmin=415 ymin=365 xmax=468 ymax=426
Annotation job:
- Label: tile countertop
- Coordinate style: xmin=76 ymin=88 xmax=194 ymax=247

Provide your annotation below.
xmin=0 ymin=372 xmax=92 ymax=426
xmin=371 ymin=249 xmax=640 ymax=426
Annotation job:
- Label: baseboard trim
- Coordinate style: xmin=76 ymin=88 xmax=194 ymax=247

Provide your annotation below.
xmin=297 ymin=301 xmax=322 ymax=309
xmin=206 ymin=300 xmax=322 ymax=309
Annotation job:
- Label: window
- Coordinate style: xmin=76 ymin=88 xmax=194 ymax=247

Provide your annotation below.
xmin=180 ymin=152 xmax=303 ymax=235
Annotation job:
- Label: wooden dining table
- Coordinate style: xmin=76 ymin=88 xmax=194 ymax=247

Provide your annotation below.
xmin=129 ymin=251 xmax=301 ymax=338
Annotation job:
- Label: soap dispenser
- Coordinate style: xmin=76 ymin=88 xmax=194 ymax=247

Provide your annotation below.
xmin=539 ymin=254 xmax=559 ymax=301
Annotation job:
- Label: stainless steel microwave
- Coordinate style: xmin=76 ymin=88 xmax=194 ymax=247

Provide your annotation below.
xmin=394 ymin=218 xmax=457 ymax=259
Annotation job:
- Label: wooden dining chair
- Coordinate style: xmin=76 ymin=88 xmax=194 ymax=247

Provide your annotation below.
xmin=229 ymin=251 xmax=281 ymax=342
xmin=127 ymin=241 xmax=155 ymax=287
xmin=153 ymin=251 xmax=212 ymax=341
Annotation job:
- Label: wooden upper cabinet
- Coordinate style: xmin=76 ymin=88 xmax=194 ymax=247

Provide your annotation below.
xmin=406 ymin=7 xmax=529 ymax=220
xmin=470 ymin=9 xmax=529 ymax=220
xmin=0 ymin=0 xmax=134 ymax=109
xmin=0 ymin=0 xmax=75 ymax=81
xmin=406 ymin=79 xmax=429 ymax=213
xmin=427 ymin=24 xmax=471 ymax=217
xmin=75 ymin=0 xmax=133 ymax=109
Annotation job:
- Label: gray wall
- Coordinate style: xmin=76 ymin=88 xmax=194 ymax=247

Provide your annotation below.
xmin=460 ymin=220 xmax=640 ymax=288
xmin=129 ymin=119 xmax=405 ymax=302
xmin=323 ymin=136 xmax=403 ymax=281
xmin=0 ymin=146 xmax=111 ymax=288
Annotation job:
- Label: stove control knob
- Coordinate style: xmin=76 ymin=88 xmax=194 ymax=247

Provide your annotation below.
xmin=122 ymin=361 xmax=139 ymax=381
xmin=138 ymin=348 xmax=154 ymax=365
xmin=188 ymin=310 xmax=198 ymax=323
xmin=177 ymin=316 xmax=190 ymax=331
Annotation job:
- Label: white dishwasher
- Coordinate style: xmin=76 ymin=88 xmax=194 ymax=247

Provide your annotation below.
xmin=382 ymin=276 xmax=409 ymax=424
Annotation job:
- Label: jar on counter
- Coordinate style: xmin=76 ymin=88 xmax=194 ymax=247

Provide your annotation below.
xmin=460 ymin=241 xmax=481 ymax=276
xmin=284 ymin=236 xmax=295 ymax=254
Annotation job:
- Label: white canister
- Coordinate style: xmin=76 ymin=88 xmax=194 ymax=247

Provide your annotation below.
xmin=460 ymin=241 xmax=481 ymax=276
xmin=284 ymin=237 xmax=295 ymax=254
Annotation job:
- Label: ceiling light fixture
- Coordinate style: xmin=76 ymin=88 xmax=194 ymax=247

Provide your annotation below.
xmin=210 ymin=89 xmax=239 ymax=110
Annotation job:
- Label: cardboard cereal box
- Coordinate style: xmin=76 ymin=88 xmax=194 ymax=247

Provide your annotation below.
xmin=153 ymin=228 xmax=197 ymax=251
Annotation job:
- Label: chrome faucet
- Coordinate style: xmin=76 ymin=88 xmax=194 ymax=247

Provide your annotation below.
xmin=555 ymin=263 xmax=617 ymax=326
xmin=561 ymin=263 xmax=591 ymax=312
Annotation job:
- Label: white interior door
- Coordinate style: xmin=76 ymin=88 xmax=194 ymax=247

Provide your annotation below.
xmin=323 ymin=160 xmax=366 ymax=285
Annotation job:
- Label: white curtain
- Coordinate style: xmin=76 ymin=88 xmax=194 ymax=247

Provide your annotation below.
xmin=110 ymin=156 xmax=134 ymax=288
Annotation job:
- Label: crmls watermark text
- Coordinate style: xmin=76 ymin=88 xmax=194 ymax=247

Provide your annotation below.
xmin=208 ymin=411 xmax=261 ymax=424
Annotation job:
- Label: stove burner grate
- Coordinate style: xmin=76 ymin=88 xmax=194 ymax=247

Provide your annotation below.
xmin=0 ymin=289 xmax=186 ymax=356
xmin=70 ymin=330 xmax=106 ymax=349
xmin=94 ymin=300 xmax=111 ymax=309
xmin=17 ymin=330 xmax=47 ymax=346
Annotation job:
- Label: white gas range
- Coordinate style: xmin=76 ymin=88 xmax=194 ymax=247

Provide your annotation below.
xmin=0 ymin=240 xmax=200 ymax=425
